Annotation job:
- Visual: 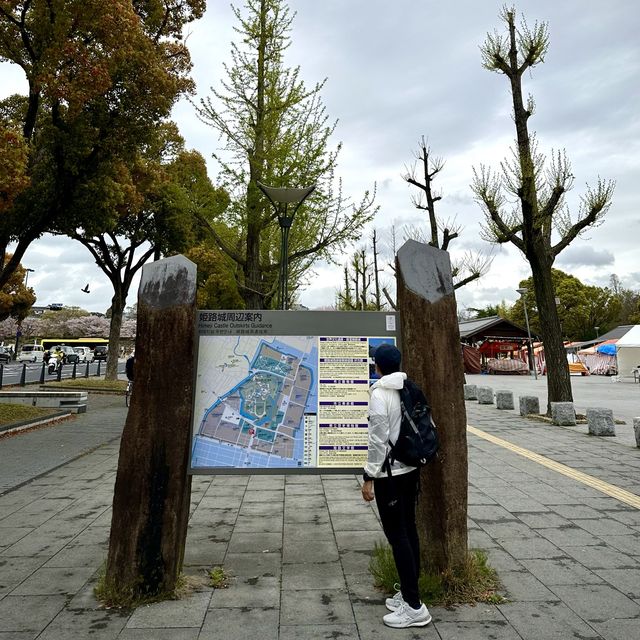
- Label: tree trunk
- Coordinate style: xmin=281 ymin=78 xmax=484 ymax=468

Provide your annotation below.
xmin=105 ymin=255 xmax=196 ymax=602
xmin=396 ymin=240 xmax=468 ymax=573
xmin=105 ymin=289 xmax=125 ymax=381
xmin=372 ymin=230 xmax=381 ymax=310
xmin=241 ymin=2 xmax=268 ymax=311
xmin=529 ymin=251 xmax=572 ymax=411
xmin=241 ymin=180 xmax=265 ymax=309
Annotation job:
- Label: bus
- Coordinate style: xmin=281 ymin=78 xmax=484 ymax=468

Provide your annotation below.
xmin=40 ymin=337 xmax=109 ymax=351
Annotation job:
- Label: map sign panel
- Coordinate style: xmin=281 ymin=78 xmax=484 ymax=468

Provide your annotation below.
xmin=190 ymin=311 xmax=398 ymax=473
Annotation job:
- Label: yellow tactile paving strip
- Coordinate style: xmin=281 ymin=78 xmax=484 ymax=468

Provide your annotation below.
xmin=467 ymin=424 xmax=640 ymax=510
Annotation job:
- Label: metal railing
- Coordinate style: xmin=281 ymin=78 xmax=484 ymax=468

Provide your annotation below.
xmin=0 ymin=360 xmax=106 ymax=389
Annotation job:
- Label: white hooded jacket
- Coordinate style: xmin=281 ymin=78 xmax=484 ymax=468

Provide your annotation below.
xmin=364 ymin=371 xmax=416 ymax=479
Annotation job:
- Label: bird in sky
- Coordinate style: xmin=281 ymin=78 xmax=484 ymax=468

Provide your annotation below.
xmin=81 ymin=284 xmax=90 ymax=293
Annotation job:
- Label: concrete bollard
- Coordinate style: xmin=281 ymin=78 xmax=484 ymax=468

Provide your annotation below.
xmin=477 ymin=386 xmax=494 ymax=405
xmin=495 ymin=390 xmax=514 ymax=410
xmin=464 ymin=384 xmax=478 ymax=401
xmin=633 ymin=418 xmax=640 ymax=448
xmin=551 ymin=402 xmax=576 ymax=426
xmin=519 ymin=395 xmax=540 ymax=416
xmin=586 ymin=408 xmax=616 ymax=436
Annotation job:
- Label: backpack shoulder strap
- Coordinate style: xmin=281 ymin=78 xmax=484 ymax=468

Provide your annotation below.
xmin=399 ymin=380 xmax=414 ymax=413
xmin=403 ymin=378 xmax=428 ymax=408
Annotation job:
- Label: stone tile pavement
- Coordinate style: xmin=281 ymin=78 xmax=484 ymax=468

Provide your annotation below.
xmin=0 ymin=393 xmax=639 ymax=638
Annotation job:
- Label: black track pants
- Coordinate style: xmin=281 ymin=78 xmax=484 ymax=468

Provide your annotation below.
xmin=374 ymin=469 xmax=420 ymax=608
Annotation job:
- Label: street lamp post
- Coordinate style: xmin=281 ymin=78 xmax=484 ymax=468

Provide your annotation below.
xmin=517 ymin=287 xmax=538 ymax=380
xmin=257 ymin=182 xmax=315 ymax=310
xmin=595 ymin=326 xmax=600 ymax=340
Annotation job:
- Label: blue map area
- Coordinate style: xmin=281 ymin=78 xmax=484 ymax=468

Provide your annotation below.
xmin=192 ymin=337 xmax=318 ymax=469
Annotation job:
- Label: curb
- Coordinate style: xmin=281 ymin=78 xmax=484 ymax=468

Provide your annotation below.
xmin=39 ymin=384 xmax=125 ymax=395
xmin=0 ymin=410 xmax=72 ymax=436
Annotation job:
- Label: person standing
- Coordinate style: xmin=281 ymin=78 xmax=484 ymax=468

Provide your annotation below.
xmin=361 ymin=343 xmax=431 ymax=629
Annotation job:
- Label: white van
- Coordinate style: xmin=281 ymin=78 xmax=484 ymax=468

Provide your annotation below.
xmin=74 ymin=346 xmax=94 ymax=363
xmin=18 ymin=344 xmax=45 ymax=362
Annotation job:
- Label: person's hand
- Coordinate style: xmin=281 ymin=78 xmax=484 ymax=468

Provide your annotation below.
xmin=361 ymin=479 xmax=374 ymax=502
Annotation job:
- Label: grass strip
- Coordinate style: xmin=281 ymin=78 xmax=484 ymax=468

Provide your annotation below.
xmin=44 ymin=378 xmax=127 ymax=393
xmin=0 ymin=403 xmax=57 ymax=426
xmin=369 ymin=542 xmax=504 ymax=606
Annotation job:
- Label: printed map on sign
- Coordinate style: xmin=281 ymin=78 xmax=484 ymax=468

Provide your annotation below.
xmin=191 ymin=336 xmax=318 ymax=469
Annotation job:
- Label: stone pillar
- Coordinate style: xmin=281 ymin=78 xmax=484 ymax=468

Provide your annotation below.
xmin=397 ymin=240 xmax=468 ymax=574
xmin=519 ymin=396 xmax=540 ymax=416
xmin=633 ymin=418 xmax=640 ymax=448
xmin=496 ymin=390 xmax=514 ymax=410
xmin=477 ymin=386 xmax=494 ymax=405
xmin=551 ymin=402 xmax=576 ymax=426
xmin=586 ymin=408 xmax=616 ymax=436
xmin=463 ymin=384 xmax=478 ymax=400
xmin=104 ymin=255 xmax=196 ymax=601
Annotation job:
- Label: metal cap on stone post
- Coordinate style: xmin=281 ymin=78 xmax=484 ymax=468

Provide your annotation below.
xmin=396 ymin=239 xmax=468 ymax=574
xmin=104 ymin=255 xmax=197 ymax=603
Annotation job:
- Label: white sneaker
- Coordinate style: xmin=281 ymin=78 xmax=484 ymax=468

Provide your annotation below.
xmin=383 ymin=602 xmax=432 ymax=628
xmin=385 ymin=584 xmax=404 ymax=611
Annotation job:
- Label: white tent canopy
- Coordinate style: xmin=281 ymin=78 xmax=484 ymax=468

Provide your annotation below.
xmin=616 ymin=324 xmax=640 ymax=378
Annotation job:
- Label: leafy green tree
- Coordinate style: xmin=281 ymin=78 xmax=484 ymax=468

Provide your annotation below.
xmin=0 ymin=0 xmax=205 ymax=288
xmin=0 ymin=258 xmax=36 ymax=321
xmin=511 ymin=270 xmax=621 ymax=341
xmin=0 ymin=123 xmax=29 ymax=214
xmin=609 ymin=274 xmax=640 ymax=326
xmin=467 ymin=301 xmax=512 ymax=320
xmin=186 ymin=241 xmax=245 ymax=310
xmin=472 ymin=8 xmax=615 ymax=408
xmin=68 ymin=128 xmax=217 ymax=380
xmin=196 ymin=0 xmax=376 ymax=309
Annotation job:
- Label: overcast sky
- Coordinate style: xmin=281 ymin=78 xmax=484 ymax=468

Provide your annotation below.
xmin=3 ymin=0 xmax=639 ymax=314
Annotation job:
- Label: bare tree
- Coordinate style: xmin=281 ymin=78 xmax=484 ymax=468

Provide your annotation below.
xmin=472 ymin=7 xmax=615 ymax=408
xmin=382 ymin=223 xmax=401 ymax=310
xmin=371 ymin=229 xmax=382 ymax=310
xmin=403 ymin=137 xmax=492 ymax=289
xmin=336 ymin=232 xmax=386 ymax=311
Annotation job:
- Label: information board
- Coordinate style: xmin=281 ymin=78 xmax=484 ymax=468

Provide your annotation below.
xmin=189 ymin=310 xmax=399 ymax=474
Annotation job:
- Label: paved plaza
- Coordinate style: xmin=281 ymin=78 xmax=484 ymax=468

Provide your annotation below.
xmin=0 ymin=380 xmax=639 ymax=639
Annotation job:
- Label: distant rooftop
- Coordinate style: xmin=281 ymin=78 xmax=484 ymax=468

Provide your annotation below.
xmin=568 ymin=325 xmax=635 ymax=349
xmin=459 ymin=315 xmax=531 ymax=341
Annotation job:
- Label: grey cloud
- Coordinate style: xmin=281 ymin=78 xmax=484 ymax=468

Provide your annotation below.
xmin=556 ymin=245 xmax=615 ymax=268
xmin=3 ymin=0 xmax=638 ymax=314
xmin=455 ymin=285 xmax=521 ymax=312
xmin=622 ymin=272 xmax=640 ymax=290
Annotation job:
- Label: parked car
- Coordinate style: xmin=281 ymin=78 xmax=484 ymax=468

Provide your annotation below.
xmin=0 ymin=346 xmax=12 ymax=364
xmin=17 ymin=344 xmax=45 ymax=362
xmin=93 ymin=345 xmax=108 ymax=362
xmin=74 ymin=346 xmax=94 ymax=363
xmin=51 ymin=345 xmax=80 ymax=364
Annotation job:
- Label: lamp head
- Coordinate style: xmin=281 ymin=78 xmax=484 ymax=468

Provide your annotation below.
xmin=516 ymin=287 xmax=528 ymax=296
xmin=256 ymin=182 xmax=315 ymax=204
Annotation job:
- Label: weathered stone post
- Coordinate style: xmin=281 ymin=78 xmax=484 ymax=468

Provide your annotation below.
xmin=104 ymin=255 xmax=196 ymax=602
xmin=396 ymin=240 xmax=468 ymax=573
